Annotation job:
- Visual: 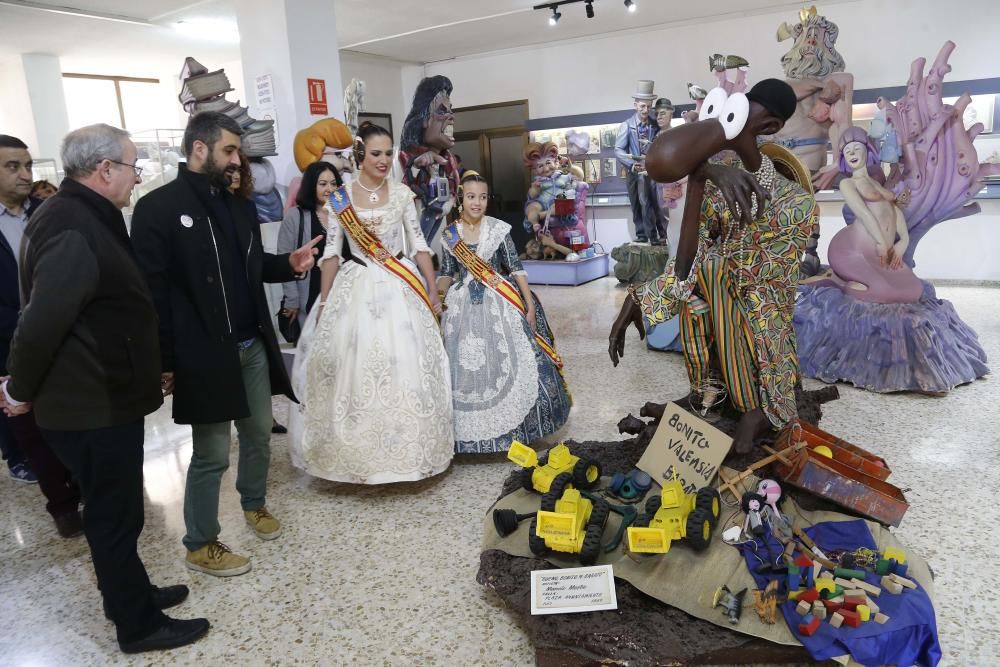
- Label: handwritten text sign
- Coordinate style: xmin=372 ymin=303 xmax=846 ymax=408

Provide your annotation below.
xmin=636 ymin=402 xmax=730 ymax=494
xmin=530 ymin=564 xmax=618 ymax=615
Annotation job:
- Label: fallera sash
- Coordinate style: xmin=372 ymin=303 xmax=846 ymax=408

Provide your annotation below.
xmin=328 ymin=185 xmax=435 ymax=317
xmin=441 ymin=222 xmax=564 ymax=372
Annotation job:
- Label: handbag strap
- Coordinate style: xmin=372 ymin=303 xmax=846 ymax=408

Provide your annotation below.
xmin=298 ymin=207 xmax=306 ymax=247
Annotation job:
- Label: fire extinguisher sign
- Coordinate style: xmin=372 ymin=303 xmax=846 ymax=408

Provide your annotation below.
xmin=307 ymin=78 xmax=327 ymax=115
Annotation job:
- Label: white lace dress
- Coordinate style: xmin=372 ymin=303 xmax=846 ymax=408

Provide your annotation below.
xmin=287 ymin=181 xmax=454 ymax=483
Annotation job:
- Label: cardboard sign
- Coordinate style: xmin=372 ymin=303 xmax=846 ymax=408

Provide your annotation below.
xmin=636 ymin=402 xmax=730 ymax=494
xmin=530 ymin=564 xmax=617 ymax=615
xmin=307 ymin=78 xmax=327 ymax=115
xmin=255 ymin=74 xmax=274 ymax=107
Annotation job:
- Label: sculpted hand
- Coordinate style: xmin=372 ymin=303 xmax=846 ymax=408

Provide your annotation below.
xmin=875 ymin=241 xmax=890 ymax=266
xmin=414 ymin=151 xmax=447 ymax=169
xmin=160 ymin=372 xmax=175 ymax=396
xmin=701 ymin=163 xmax=770 ymax=227
xmin=889 ymin=242 xmax=906 ymax=270
xmin=527 ymin=308 xmax=537 ymax=333
xmin=429 ymin=293 xmax=443 ymax=316
xmin=290 ymin=235 xmax=324 ymax=273
xmin=608 ymin=296 xmax=645 ymax=367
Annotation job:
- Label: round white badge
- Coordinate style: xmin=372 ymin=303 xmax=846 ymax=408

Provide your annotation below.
xmin=180 ymin=215 xmax=193 ymax=228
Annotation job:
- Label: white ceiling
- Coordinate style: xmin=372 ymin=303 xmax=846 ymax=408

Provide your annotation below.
xmin=0 ymin=0 xmax=858 ymax=72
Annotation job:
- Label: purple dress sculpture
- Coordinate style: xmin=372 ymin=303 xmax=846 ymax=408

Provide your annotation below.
xmin=794 ymin=42 xmax=995 ymax=394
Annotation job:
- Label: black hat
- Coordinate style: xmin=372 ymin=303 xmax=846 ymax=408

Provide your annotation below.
xmin=654 ymin=98 xmax=674 ymax=111
xmin=746 ymin=78 xmax=797 ymax=122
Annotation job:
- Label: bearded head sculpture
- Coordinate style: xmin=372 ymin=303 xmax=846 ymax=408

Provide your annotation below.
xmin=777 ymin=6 xmax=846 ymax=79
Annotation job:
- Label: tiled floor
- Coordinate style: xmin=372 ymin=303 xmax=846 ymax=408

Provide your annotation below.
xmin=1 ymin=278 xmax=996 ymax=666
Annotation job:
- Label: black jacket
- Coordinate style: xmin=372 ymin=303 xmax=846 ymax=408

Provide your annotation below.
xmin=130 ymin=164 xmax=298 ymax=425
xmin=0 ymin=195 xmax=42 ymax=374
xmin=6 ymin=180 xmax=163 ymax=430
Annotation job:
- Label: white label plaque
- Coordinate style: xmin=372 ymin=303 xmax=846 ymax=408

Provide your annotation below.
xmin=530 ymin=564 xmax=618 ymax=615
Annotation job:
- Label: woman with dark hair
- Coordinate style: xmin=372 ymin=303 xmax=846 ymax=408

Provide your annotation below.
xmin=288 ymin=122 xmax=453 ymax=483
xmin=29 ymin=180 xmax=57 ymax=199
xmin=277 ymin=161 xmax=335 ymax=329
xmin=437 ymin=171 xmax=570 ymax=453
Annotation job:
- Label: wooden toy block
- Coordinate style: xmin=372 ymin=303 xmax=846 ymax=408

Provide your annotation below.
xmin=830 ymin=612 xmax=844 ymax=628
xmin=889 ymin=573 xmax=917 ymax=590
xmin=822 ymin=598 xmax=842 ymax=614
xmin=883 ymin=547 xmax=906 ymax=564
xmin=874 ymin=612 xmax=890 ymax=625
xmin=796 ymin=600 xmax=812 ymax=616
xmin=875 ymin=558 xmax=891 ymax=575
xmin=851 ymin=579 xmax=881 ymax=597
xmin=788 ymin=589 xmax=803 ymax=601
xmin=834 ymin=567 xmax=866 ymax=580
xmin=794 ymin=553 xmax=813 ymax=568
xmin=834 ymin=577 xmax=855 ymax=589
xmin=865 ymin=597 xmax=880 ymax=615
xmin=857 ymin=604 xmax=871 ymax=622
xmin=844 ymin=589 xmax=866 ymax=600
xmin=799 ymin=588 xmax=820 ymax=604
xmin=815 ymin=579 xmax=836 ymax=594
xmin=821 ymin=585 xmax=845 ymax=600
xmin=895 ymin=562 xmax=908 ymax=577
xmin=880 ymin=576 xmax=903 ymax=594
xmin=838 ymin=608 xmax=861 ymax=628
xmin=818 ymin=571 xmax=834 ymax=580
xmin=842 ymin=594 xmax=865 ymax=612
xmin=799 ymin=614 xmax=821 ymax=637
xmin=813 ymin=601 xmax=827 ymax=619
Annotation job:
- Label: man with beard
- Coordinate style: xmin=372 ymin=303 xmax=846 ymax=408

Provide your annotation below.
xmin=131 ymin=112 xmax=321 ymax=576
xmin=399 ymin=75 xmax=458 ymax=249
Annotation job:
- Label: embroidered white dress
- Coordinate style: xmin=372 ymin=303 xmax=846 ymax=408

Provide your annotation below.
xmin=288 ymin=181 xmax=454 ymax=483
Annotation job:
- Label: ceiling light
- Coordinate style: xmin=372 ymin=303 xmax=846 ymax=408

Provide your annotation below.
xmin=625 ymin=0 xmax=637 ymax=12
xmin=585 ymin=1 xmax=594 ymax=18
xmin=174 ymin=19 xmax=240 ymax=43
xmin=548 ymin=6 xmax=561 ymax=25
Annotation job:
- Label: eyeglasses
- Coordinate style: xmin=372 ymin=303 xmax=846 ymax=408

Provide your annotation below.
xmin=102 ymin=159 xmax=143 ymax=178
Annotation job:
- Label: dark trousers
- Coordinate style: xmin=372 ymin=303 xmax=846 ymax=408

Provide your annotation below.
xmin=41 ymin=419 xmax=166 ymax=643
xmin=0 ymin=416 xmax=26 ymax=469
xmin=4 ymin=412 xmax=81 ymax=517
xmin=626 ymin=171 xmax=667 ymax=242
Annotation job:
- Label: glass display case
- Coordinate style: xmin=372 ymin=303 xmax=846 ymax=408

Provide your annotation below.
xmin=130 ymin=128 xmax=185 ymax=210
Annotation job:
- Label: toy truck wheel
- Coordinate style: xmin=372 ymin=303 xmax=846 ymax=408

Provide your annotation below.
xmin=528 ymin=518 xmax=549 ymax=556
xmin=589 ymin=498 xmax=611 ymax=530
xmin=548 ymin=472 xmax=572 ymax=499
xmin=644 ymin=494 xmax=661 ymax=516
xmin=580 ymin=523 xmax=603 ymax=565
xmin=519 ymin=467 xmax=535 ymax=492
xmin=696 ymin=487 xmax=722 ymax=526
xmin=684 ymin=508 xmax=713 ymax=551
xmin=572 ymin=459 xmax=602 ymax=489
xmin=633 ymin=512 xmax=651 ymax=528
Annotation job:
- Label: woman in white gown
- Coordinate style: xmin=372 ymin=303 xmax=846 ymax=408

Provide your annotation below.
xmin=288 ymin=122 xmax=453 ymax=483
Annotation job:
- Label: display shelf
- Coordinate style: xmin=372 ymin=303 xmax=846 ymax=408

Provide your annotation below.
xmin=522 ymin=253 xmax=609 ymax=286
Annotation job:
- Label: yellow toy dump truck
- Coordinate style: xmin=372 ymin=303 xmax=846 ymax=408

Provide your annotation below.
xmin=626 ymin=475 xmax=721 ymax=554
xmin=528 ymin=485 xmax=610 ymax=565
xmin=508 ymin=441 xmax=602 ymax=495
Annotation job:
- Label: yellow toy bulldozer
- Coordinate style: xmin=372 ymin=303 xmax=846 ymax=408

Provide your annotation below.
xmin=626 ymin=474 xmax=721 ymax=554
xmin=508 ymin=441 xmax=602 ymax=495
xmin=528 ymin=485 xmax=610 ymax=565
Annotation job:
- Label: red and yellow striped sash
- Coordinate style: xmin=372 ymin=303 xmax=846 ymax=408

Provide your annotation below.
xmin=328 ymin=186 xmax=435 ymax=317
xmin=441 ymin=223 xmax=563 ymax=371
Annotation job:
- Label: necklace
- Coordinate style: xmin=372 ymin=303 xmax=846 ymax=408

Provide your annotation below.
xmin=356 ymin=176 xmax=387 ymax=203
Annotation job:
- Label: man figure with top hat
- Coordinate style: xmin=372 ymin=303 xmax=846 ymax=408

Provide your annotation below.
xmin=615 ymin=80 xmax=668 ymax=245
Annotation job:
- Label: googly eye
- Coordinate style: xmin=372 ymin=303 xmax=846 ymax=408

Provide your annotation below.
xmin=718 ymin=93 xmax=749 ymax=140
xmin=701 ymin=88 xmax=729 ymax=120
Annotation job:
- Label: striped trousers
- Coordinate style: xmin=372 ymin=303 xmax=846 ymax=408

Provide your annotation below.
xmin=678 ymin=253 xmax=760 ymax=414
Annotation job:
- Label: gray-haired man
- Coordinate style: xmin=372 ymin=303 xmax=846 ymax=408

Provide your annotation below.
xmin=1 ymin=124 xmax=209 ymax=653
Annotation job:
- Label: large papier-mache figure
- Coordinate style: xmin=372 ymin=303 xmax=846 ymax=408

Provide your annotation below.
xmin=522 ymin=142 xmax=590 ymax=251
xmin=772 ymin=5 xmax=854 ymax=276
xmin=795 ymin=41 xmax=994 ymax=394
xmin=399 ymin=75 xmax=459 ymax=248
xmin=609 ymin=79 xmax=818 ymax=454
xmin=615 ymin=80 xmax=668 ymax=245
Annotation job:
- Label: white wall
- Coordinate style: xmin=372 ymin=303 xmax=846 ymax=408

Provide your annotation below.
xmin=425 ymin=0 xmax=999 ymax=116
xmin=425 ymin=0 xmax=1000 ymax=281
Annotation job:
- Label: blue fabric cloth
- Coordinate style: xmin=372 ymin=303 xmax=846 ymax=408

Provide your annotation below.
xmin=739 ymin=519 xmax=941 ymax=666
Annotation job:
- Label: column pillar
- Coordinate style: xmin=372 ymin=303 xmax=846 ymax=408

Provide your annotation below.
xmin=234 ymin=0 xmax=344 ymax=183
xmin=20 ymin=53 xmax=70 ymax=169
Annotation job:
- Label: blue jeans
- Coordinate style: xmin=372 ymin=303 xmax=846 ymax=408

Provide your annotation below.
xmin=182 ymin=338 xmax=273 ymax=551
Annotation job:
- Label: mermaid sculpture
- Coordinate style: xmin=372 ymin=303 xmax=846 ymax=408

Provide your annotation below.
xmin=794 ymin=42 xmax=994 ymax=394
